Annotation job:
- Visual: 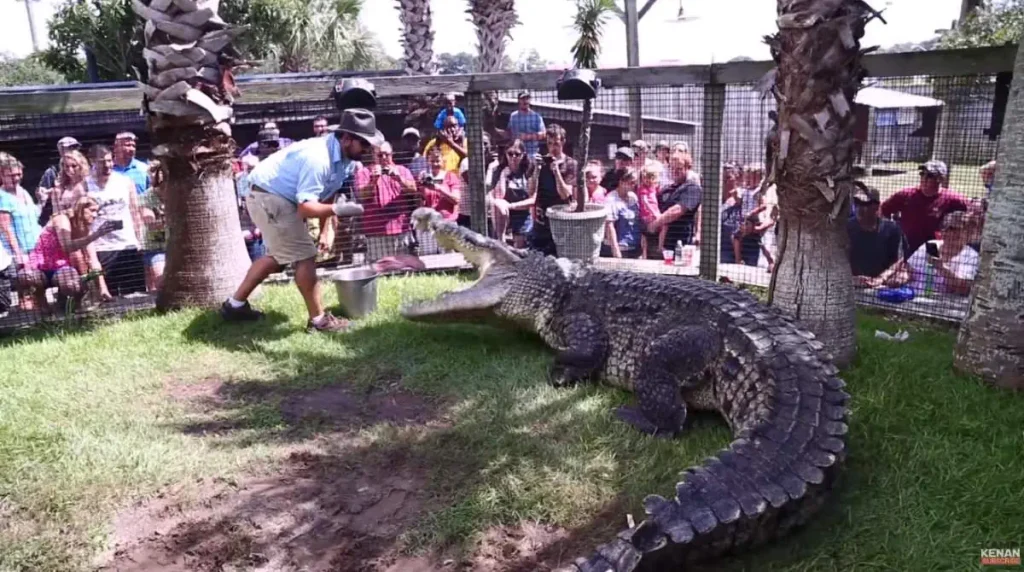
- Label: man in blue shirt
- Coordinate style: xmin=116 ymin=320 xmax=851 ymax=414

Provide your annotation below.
xmin=112 ymin=132 xmax=151 ymax=194
xmin=221 ymin=108 xmax=383 ymax=333
xmin=433 ymin=93 xmax=466 ymax=130
xmin=506 ymin=92 xmax=546 ymax=156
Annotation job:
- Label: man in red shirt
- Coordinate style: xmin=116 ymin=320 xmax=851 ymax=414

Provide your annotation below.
xmin=353 ymin=141 xmax=418 ymax=261
xmin=880 ymin=160 xmax=968 ymax=256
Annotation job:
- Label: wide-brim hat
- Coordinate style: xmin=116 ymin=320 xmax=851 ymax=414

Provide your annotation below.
xmin=331 ymin=108 xmax=385 ymax=147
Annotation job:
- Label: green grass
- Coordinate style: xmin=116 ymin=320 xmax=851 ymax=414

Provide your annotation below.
xmin=0 ymin=275 xmax=1021 ymax=571
xmin=862 ymin=162 xmax=988 ymax=201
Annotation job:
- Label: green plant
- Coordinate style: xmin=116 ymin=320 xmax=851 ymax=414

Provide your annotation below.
xmin=568 ymin=0 xmax=616 ymax=70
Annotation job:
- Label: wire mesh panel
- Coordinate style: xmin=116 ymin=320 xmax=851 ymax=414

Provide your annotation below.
xmin=848 ymin=74 xmax=997 ymax=322
xmin=0 ymin=63 xmax=1007 ymax=332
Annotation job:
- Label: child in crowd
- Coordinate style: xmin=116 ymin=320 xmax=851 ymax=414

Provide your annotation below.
xmin=636 ymin=166 xmax=664 ymax=258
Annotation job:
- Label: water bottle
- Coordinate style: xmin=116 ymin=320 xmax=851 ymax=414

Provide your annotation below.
xmin=924 ymin=264 xmax=935 ymax=295
xmin=673 ymin=240 xmax=684 ymax=266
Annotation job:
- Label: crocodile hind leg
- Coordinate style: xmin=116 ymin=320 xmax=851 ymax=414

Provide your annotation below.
xmin=615 ymin=325 xmax=721 ymax=438
xmin=546 ymin=312 xmax=609 ymax=388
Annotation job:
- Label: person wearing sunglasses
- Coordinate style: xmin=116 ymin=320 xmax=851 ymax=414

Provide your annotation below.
xmin=489 ymin=139 xmax=535 ymax=248
xmin=238 ymin=122 xmax=294 ymax=159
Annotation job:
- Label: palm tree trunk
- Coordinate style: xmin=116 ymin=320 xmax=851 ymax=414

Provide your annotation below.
xmin=133 ymin=0 xmax=250 ymax=310
xmin=396 ymin=0 xmax=439 ymax=142
xmin=467 ymin=0 xmax=519 ymax=142
xmin=766 ymin=0 xmax=879 ymax=367
xmin=396 ymin=0 xmax=435 ymax=75
xmin=155 ymin=128 xmax=250 ymax=310
xmin=953 ymin=42 xmax=1024 ymax=390
xmin=771 ymin=216 xmax=856 ymax=362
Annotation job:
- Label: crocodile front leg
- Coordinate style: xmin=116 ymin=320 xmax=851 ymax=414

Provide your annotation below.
xmin=546 ymin=312 xmax=609 ymax=388
xmin=615 ymin=325 xmax=721 ymax=438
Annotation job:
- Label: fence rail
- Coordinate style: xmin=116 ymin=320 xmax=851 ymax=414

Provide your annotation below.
xmin=0 ymin=45 xmax=1016 ymax=114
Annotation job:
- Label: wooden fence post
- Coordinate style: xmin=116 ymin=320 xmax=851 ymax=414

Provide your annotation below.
xmin=699 ymin=82 xmax=725 ymax=281
xmin=465 ymin=90 xmax=489 ymax=235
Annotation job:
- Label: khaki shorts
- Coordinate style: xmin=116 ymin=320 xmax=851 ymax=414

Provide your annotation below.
xmin=246 ymin=189 xmax=318 ymax=265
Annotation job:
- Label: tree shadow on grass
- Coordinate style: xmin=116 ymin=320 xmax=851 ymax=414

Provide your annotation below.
xmin=181 ymin=308 xmax=298 ymax=351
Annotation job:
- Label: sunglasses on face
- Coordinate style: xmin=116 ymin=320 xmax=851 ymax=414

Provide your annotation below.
xmin=507 ymin=151 xmax=522 ymax=158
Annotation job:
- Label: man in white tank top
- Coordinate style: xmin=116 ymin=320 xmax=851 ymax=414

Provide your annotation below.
xmin=85 ymin=145 xmax=146 ymax=296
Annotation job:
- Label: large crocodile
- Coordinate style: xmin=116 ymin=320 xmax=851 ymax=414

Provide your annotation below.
xmin=399 ymin=210 xmax=851 ymax=571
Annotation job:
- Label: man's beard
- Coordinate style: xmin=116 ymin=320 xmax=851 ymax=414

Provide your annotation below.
xmin=342 ymin=142 xmax=362 ymax=160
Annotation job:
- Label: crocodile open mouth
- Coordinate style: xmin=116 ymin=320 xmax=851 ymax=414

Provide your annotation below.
xmin=401 ymin=208 xmax=524 ymax=322
xmin=399 ymin=266 xmax=513 ymax=322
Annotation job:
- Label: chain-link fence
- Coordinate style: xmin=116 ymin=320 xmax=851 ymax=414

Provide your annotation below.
xmin=0 ymin=50 xmax=1010 ymax=332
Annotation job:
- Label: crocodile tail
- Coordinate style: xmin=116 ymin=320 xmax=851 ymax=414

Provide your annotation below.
xmin=561 ymin=321 xmax=851 ymax=571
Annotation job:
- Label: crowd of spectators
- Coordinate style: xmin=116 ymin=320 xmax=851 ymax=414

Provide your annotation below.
xmin=0 ymin=96 xmax=994 ymax=319
xmin=846 ymin=159 xmax=989 ymax=298
xmin=0 ymin=133 xmax=162 ymax=317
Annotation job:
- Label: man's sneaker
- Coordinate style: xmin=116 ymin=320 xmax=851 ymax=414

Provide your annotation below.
xmin=220 ymin=300 xmax=264 ymax=322
xmin=306 ymin=312 xmax=350 ymax=333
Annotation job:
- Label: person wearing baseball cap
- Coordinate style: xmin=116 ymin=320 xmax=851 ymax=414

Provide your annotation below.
xmin=848 ymin=183 xmax=909 ymax=289
xmin=880 ymin=158 xmax=969 ymax=255
xmin=112 ymin=131 xmax=151 ymax=195
xmin=599 ymin=147 xmax=634 ymax=192
xmin=35 ymin=136 xmax=81 ymax=204
xmin=401 ymin=127 xmax=428 ymax=177
xmin=221 ymin=107 xmax=384 ymax=333
xmin=238 ymin=121 xmax=294 ymax=159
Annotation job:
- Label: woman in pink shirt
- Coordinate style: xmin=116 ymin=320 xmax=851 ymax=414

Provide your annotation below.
xmin=418 ymin=146 xmax=461 ymax=221
xmin=25 ymin=196 xmax=118 ymax=313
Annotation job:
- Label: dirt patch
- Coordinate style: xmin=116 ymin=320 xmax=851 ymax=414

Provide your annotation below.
xmin=165 ymin=375 xmax=226 ymax=403
xmin=278 ymin=385 xmax=435 ymax=428
xmin=166 ymin=371 xmax=444 ymax=436
xmin=103 ymin=446 xmax=432 ymax=572
xmin=111 ymin=381 xmax=622 ymax=571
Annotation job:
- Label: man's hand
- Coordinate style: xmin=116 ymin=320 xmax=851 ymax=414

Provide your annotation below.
xmin=854 ymin=275 xmax=882 ymax=288
xmin=317 ymin=233 xmax=332 ymax=255
xmin=370 ymin=164 xmax=382 ymax=179
xmin=332 ymin=195 xmax=364 ymax=218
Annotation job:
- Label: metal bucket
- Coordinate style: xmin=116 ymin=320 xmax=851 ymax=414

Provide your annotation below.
xmin=331 ymin=267 xmax=379 ymax=319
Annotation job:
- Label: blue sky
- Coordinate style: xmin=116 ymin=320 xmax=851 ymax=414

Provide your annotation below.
xmin=2 ymin=0 xmax=964 ymax=68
